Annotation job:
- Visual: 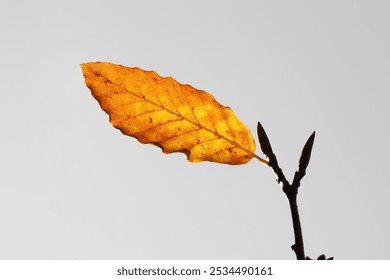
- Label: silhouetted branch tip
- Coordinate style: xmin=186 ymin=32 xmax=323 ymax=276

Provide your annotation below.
xmin=257 ymin=121 xmax=288 ymax=185
xmin=292 ymin=131 xmax=316 ymax=188
xmin=257 ymin=122 xmax=274 ymax=159
xmin=298 ymin=131 xmax=315 ymax=174
xmin=256 ymin=122 xmax=326 ymax=260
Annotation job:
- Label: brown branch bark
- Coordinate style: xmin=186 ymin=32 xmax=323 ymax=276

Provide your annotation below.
xmin=257 ymin=122 xmax=315 ymax=260
xmin=286 ymin=184 xmax=305 ymax=259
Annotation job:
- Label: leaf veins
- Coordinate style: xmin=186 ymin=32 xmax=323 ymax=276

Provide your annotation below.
xmin=81 ymin=62 xmax=262 ymax=165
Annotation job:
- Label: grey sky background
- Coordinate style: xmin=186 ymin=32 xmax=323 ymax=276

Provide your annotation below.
xmin=1 ymin=0 xmax=389 ymax=259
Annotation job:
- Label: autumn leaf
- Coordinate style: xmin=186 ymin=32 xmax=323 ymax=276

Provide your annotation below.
xmin=81 ymin=62 xmax=266 ymax=165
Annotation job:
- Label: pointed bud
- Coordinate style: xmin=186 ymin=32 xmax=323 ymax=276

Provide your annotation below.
xmin=257 ymin=122 xmax=274 ymax=159
xmin=292 ymin=131 xmax=315 ymax=187
xmin=298 ymin=131 xmax=315 ymax=175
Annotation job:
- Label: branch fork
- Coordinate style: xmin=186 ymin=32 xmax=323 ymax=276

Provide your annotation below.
xmin=257 ymin=122 xmax=330 ymax=260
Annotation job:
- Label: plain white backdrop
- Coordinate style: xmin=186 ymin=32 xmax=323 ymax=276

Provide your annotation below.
xmin=0 ymin=0 xmax=389 ymax=259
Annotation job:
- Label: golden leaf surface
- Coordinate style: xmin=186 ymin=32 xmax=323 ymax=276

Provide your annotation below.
xmin=81 ymin=62 xmax=260 ymax=165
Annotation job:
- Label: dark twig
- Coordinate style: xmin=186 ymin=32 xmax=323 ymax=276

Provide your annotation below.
xmin=257 ymin=122 xmax=316 ymax=260
xmin=257 ymin=122 xmax=287 ymax=185
xmin=292 ymin=131 xmax=315 ymax=188
xmin=287 ymin=190 xmax=305 ymax=259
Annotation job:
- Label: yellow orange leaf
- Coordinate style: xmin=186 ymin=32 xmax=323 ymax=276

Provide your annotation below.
xmin=81 ymin=62 xmax=261 ymax=165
